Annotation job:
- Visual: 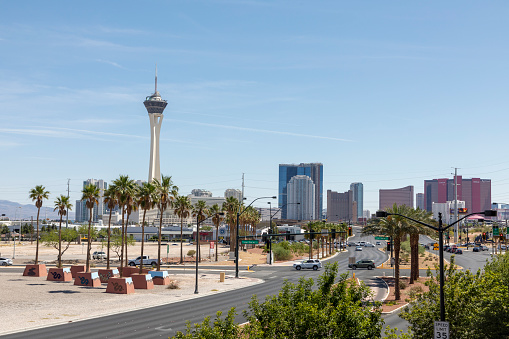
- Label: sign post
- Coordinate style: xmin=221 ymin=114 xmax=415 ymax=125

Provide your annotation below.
xmin=434 ymin=321 xmax=449 ymax=339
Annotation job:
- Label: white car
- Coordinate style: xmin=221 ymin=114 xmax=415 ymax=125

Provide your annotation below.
xmin=365 ymin=243 xmax=375 ymax=247
xmin=355 ymin=246 xmax=363 ymax=251
xmin=293 ymin=259 xmax=322 ymax=271
xmin=92 ymin=251 xmax=107 ymax=260
xmin=0 ymin=257 xmax=13 ymax=266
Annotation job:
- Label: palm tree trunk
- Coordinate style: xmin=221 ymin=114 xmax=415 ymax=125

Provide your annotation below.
xmin=215 ymin=225 xmax=219 ymax=262
xmin=86 ymin=207 xmax=92 ymax=273
xmin=394 ymin=236 xmax=401 ymax=300
xmin=35 ymin=208 xmax=40 ymax=265
xmin=409 ymin=233 xmax=419 ymax=284
xmin=309 ymin=238 xmax=313 ymax=259
xmin=107 ymin=209 xmax=112 ymax=270
xmin=120 ymin=207 xmax=125 ymax=278
xmin=140 ymin=209 xmax=147 ymax=274
xmin=58 ymin=214 xmax=63 ymax=268
xmin=180 ymin=218 xmax=183 ymax=264
xmin=157 ymin=207 xmax=163 ymax=271
xmin=125 ymin=212 xmax=131 ymax=268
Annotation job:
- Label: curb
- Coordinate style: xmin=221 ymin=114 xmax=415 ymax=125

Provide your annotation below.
xmin=382 ymin=302 xmax=409 ymax=315
xmin=377 ymin=277 xmax=390 ymax=302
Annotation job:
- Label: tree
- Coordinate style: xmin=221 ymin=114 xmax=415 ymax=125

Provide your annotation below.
xmin=407 ymin=208 xmax=435 ymax=283
xmin=222 ymin=196 xmax=240 ymax=252
xmin=112 ymin=175 xmax=137 ymax=277
xmin=136 ymin=181 xmax=157 ymax=273
xmin=103 ymin=185 xmax=118 ymax=270
xmin=154 ymin=175 xmax=178 ymax=270
xmin=53 ymin=195 xmax=73 ymax=268
xmin=174 ymin=195 xmax=192 ymax=264
xmin=41 ymin=227 xmax=78 ymax=261
xmin=210 ymin=204 xmax=223 ymax=261
xmin=172 ymin=263 xmax=384 ymax=339
xmin=82 ymin=184 xmax=100 ymax=273
xmin=109 ymin=229 xmax=136 ymax=261
xmin=400 ymin=255 xmax=509 ymax=339
xmin=1 ymin=225 xmax=9 ymax=235
xmin=29 ymin=185 xmax=50 ymax=264
xmin=192 ymin=200 xmax=209 ymax=263
xmin=363 ymin=204 xmax=412 ymax=300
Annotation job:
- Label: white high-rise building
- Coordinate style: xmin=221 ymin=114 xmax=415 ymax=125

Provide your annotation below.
xmin=75 ymin=179 xmax=108 ymax=223
xmin=287 ymin=175 xmax=315 ymax=220
xmin=144 ymin=68 xmax=167 ymax=183
xmin=224 ymin=189 xmax=242 ymax=202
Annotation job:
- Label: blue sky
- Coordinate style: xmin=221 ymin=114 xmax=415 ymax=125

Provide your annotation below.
xmin=1 ymin=1 xmax=509 ymax=215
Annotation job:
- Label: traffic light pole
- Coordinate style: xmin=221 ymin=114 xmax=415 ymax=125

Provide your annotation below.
xmin=376 ymin=209 xmax=496 ymax=322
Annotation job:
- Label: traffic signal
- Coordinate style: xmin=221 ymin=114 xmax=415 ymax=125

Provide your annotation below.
xmin=348 ymin=227 xmax=352 ymax=237
xmin=286 ymin=231 xmax=291 ymax=241
xmin=386 ymin=241 xmax=392 ymax=252
xmin=331 ymin=229 xmax=337 ymax=239
xmin=482 ymin=232 xmax=486 ymax=240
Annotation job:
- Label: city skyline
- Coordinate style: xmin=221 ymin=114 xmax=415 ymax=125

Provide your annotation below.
xmin=2 ymin=2 xmax=509 ymax=214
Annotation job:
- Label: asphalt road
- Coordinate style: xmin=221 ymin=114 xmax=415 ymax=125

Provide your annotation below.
xmin=0 ymin=229 xmax=495 ymax=338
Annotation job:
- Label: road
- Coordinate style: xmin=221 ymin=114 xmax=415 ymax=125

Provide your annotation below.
xmin=0 ymin=229 xmax=494 ymax=338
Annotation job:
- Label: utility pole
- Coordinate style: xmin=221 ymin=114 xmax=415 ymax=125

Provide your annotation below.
xmin=66 ymin=179 xmax=70 ymax=228
xmin=454 ymin=168 xmax=458 ymax=243
xmin=241 ymin=173 xmax=245 ymax=202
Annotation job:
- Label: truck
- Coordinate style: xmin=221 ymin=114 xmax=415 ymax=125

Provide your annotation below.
xmin=128 ymin=256 xmax=160 ymax=267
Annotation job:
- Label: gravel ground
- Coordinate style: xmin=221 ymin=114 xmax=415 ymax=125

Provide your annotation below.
xmin=0 ymin=268 xmax=262 ymax=336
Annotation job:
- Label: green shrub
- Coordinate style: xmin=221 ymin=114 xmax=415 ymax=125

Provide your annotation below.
xmin=399 ymin=281 xmax=407 ymax=290
xmin=273 ymin=246 xmax=292 ymax=261
xmin=187 ymin=250 xmax=196 ymax=257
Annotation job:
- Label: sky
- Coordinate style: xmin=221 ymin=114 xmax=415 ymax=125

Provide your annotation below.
xmin=1 ymin=1 xmax=509 ymax=217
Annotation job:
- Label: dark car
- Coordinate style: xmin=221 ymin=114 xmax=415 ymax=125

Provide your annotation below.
xmin=349 ymin=259 xmax=376 ymax=270
xmin=455 ymin=249 xmax=463 ymax=254
xmin=443 ymin=245 xmax=450 ymax=252
xmin=473 ymin=247 xmax=481 ymax=252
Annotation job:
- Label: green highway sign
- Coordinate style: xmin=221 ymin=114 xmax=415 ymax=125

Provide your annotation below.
xmin=374 ymin=236 xmax=390 ymax=240
xmin=242 ymin=240 xmax=259 ymax=244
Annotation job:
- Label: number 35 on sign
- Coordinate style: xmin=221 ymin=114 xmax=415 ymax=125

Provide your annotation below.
xmin=434 ymin=321 xmax=449 ymax=339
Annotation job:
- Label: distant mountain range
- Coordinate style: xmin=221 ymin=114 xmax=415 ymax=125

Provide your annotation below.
xmin=0 ymin=200 xmax=75 ymax=220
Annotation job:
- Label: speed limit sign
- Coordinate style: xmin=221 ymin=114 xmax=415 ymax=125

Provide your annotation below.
xmin=434 ymin=321 xmax=449 ymax=339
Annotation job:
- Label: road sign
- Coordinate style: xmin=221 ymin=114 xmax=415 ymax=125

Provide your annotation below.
xmin=375 ymin=236 xmax=390 ymax=240
xmin=210 ymin=242 xmax=215 ymax=249
xmin=493 ymin=225 xmax=500 ymax=236
xmin=434 ymin=321 xmax=449 ymax=339
xmin=241 ymin=240 xmax=259 ymax=244
xmin=433 ymin=243 xmax=439 ymax=251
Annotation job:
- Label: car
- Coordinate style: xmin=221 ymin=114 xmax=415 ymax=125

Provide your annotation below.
xmin=92 ymin=251 xmax=106 ymax=260
xmin=0 ymin=257 xmax=13 ymax=266
xmin=349 ymin=259 xmax=376 ymax=270
xmin=443 ymin=245 xmax=450 ymax=252
xmin=375 ymin=241 xmax=381 ymax=246
xmin=293 ymin=259 xmax=322 ymax=271
xmin=454 ymin=249 xmax=463 ymax=254
xmin=347 ymin=242 xmax=356 ymax=247
xmin=365 ymin=242 xmax=375 ymax=247
xmin=499 ymin=245 xmax=507 ymax=251
xmin=473 ymin=246 xmax=481 ymax=252
xmin=355 ymin=246 xmax=363 ymax=251
xmin=359 ymin=241 xmax=366 ymax=246
xmin=481 ymin=245 xmax=489 ymax=251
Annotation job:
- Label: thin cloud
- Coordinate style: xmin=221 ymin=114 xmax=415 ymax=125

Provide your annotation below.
xmin=168 ymin=119 xmax=353 ymax=142
xmin=95 ymin=59 xmax=124 ymax=69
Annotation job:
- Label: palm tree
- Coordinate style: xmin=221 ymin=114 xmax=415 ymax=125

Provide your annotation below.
xmin=407 ymin=207 xmax=435 ymax=283
xmin=123 ymin=184 xmax=138 ymax=267
xmin=154 ymin=175 xmax=178 ymax=271
xmin=136 ymin=182 xmax=157 ymax=273
xmin=303 ymin=221 xmax=318 ymax=259
xmin=363 ymin=203 xmax=411 ymax=300
xmin=222 ymin=196 xmax=240 ymax=252
xmin=29 ymin=185 xmax=50 ymax=265
xmin=53 ymin=195 xmax=72 ymax=268
xmin=82 ymin=184 xmax=100 ymax=273
xmin=210 ymin=204 xmax=224 ymax=261
xmin=174 ymin=195 xmax=192 ymax=264
xmin=112 ymin=175 xmax=136 ymax=277
xmin=103 ymin=185 xmax=118 ymax=270
xmin=192 ymin=200 xmax=209 ymax=263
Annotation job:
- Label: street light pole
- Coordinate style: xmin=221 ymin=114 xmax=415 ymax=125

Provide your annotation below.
xmin=195 ymin=212 xmax=224 ymax=294
xmin=376 ymin=209 xmax=496 ymax=322
xmin=236 ymin=196 xmax=276 ymax=278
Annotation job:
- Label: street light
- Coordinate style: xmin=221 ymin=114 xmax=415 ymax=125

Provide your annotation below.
xmin=195 ymin=211 xmax=224 ymax=294
xmin=13 ymin=206 xmax=21 ymax=259
xmin=236 ymin=196 xmax=276 ymax=278
xmin=267 ymin=202 xmax=300 ymax=265
xmin=376 ymin=209 xmax=496 ymax=322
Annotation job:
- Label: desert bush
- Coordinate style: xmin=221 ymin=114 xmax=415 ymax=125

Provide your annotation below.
xmin=187 ymin=250 xmax=196 ymax=257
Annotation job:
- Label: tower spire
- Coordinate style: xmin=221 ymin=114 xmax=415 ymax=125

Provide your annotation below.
xmin=155 ymin=63 xmax=158 ymax=94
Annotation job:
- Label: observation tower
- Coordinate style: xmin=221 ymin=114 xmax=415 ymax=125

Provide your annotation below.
xmin=144 ymin=68 xmax=168 ymax=183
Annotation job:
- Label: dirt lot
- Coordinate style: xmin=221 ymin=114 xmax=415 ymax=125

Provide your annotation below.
xmin=380 ymin=276 xmax=430 ymax=313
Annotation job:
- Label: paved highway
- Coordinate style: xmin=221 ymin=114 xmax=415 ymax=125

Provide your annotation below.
xmin=1 ymin=229 xmax=494 ymax=338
